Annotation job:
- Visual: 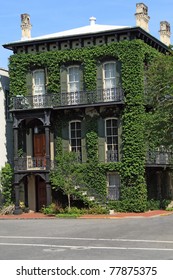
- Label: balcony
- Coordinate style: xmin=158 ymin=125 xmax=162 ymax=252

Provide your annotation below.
xmin=11 ymin=87 xmax=124 ymax=110
xmin=146 ymin=149 xmax=173 ymax=166
xmin=106 ymin=150 xmax=118 ymax=162
xmin=14 ymin=156 xmax=49 ymax=171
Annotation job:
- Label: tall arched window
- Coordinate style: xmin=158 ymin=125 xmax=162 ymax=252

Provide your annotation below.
xmin=67 ymin=66 xmax=80 ymax=104
xmin=33 ymin=70 xmax=45 ymax=95
xmin=69 ymin=121 xmax=82 ymax=161
xmin=103 ymin=62 xmax=116 ymax=101
xmin=33 ymin=70 xmax=45 ymax=107
xmin=105 ymin=118 xmax=118 ymax=162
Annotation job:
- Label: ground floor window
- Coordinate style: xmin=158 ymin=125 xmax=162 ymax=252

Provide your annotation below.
xmin=107 ymin=173 xmax=120 ymax=200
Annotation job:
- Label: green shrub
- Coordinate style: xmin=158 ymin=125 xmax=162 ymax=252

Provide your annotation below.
xmin=41 ymin=203 xmax=63 ymax=215
xmin=87 ymin=205 xmax=109 ymax=214
xmin=146 ymin=199 xmax=171 ymax=211
xmin=0 ymin=163 xmax=14 ymax=206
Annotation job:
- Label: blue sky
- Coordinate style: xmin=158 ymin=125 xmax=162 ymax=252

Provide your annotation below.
xmin=0 ymin=0 xmax=173 ymax=69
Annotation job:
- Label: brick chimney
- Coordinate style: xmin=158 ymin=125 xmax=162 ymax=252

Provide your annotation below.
xmin=159 ymin=21 xmax=171 ymax=46
xmin=21 ymin=13 xmax=32 ymax=40
xmin=135 ymin=3 xmax=150 ymax=32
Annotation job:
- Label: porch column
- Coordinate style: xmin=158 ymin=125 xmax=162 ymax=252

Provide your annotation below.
xmin=156 ymin=171 xmax=162 ymax=200
xmin=13 ymin=115 xmax=19 ymax=164
xmin=46 ymin=184 xmax=52 ymax=206
xmin=45 ymin=126 xmax=50 ymax=169
xmin=44 ymin=110 xmax=52 ymax=206
xmin=13 ymin=174 xmax=22 ymax=214
xmin=45 ymin=123 xmax=51 ymax=206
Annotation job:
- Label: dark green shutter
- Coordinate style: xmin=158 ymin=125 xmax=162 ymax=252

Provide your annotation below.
xmin=97 ymin=63 xmax=103 ymax=102
xmin=60 ymin=66 xmax=67 ymax=93
xmin=62 ymin=124 xmax=69 ymax=152
xmin=26 ymin=73 xmax=33 ymax=95
xmin=79 ymin=65 xmax=83 ymax=91
xmin=118 ymin=119 xmax=122 ymax=161
xmin=98 ymin=118 xmax=105 ymax=163
xmin=81 ymin=120 xmax=87 ymax=163
xmin=45 ymin=68 xmax=48 ymax=93
xmin=116 ymin=61 xmax=121 ymax=87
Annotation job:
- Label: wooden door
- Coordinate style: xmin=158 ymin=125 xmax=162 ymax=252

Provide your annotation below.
xmin=34 ymin=134 xmax=46 ymax=167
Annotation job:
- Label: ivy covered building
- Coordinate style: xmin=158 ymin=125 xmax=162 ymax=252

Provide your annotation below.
xmin=3 ymin=3 xmax=173 ymax=213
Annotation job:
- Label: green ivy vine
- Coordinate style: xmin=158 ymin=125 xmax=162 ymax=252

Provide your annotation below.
xmin=9 ymin=39 xmax=161 ymax=211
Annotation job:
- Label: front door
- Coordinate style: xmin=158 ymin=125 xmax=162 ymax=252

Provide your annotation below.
xmin=34 ymin=134 xmax=46 ymax=167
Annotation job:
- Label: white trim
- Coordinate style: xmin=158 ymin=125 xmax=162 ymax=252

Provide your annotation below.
xmin=104 ymin=118 xmax=118 ymax=162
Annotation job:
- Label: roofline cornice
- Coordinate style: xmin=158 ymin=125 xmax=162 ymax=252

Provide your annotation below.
xmin=3 ymin=26 xmax=170 ymax=53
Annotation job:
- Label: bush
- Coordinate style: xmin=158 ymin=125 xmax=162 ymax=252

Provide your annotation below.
xmin=0 ymin=163 xmax=13 ymax=206
xmin=41 ymin=203 xmax=63 ymax=215
xmin=146 ymin=199 xmax=171 ymax=211
xmin=0 ymin=204 xmax=15 ymax=215
xmin=107 ymin=201 xmax=125 ymax=212
xmin=87 ymin=205 xmax=109 ymax=214
xmin=146 ymin=199 xmax=160 ymax=210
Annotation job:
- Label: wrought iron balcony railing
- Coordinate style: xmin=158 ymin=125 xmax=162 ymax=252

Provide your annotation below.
xmin=146 ymin=149 xmax=173 ymax=166
xmin=14 ymin=157 xmax=49 ymax=171
xmin=11 ymin=87 xmax=124 ymax=110
xmin=106 ymin=150 xmax=119 ymax=162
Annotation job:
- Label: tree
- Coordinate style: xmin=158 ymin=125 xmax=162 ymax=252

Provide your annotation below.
xmin=50 ymin=151 xmax=84 ymax=210
xmin=0 ymin=163 xmax=14 ymax=206
xmin=145 ymin=53 xmax=173 ymax=148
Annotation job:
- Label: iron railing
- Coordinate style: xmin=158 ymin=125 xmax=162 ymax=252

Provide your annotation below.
xmin=14 ymin=157 xmax=49 ymax=171
xmin=11 ymin=87 xmax=124 ymax=110
xmin=146 ymin=149 xmax=173 ymax=165
xmin=106 ymin=150 xmax=118 ymax=162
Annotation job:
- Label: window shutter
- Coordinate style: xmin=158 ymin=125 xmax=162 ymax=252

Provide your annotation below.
xmin=118 ymin=119 xmax=122 ymax=160
xmin=62 ymin=125 xmax=69 ymax=152
xmin=45 ymin=67 xmax=48 ymax=92
xmin=116 ymin=61 xmax=121 ymax=87
xmin=60 ymin=66 xmax=67 ymax=93
xmin=79 ymin=65 xmax=84 ymax=91
xmin=26 ymin=72 xmax=33 ymax=95
xmin=81 ymin=120 xmax=87 ymax=163
xmin=98 ymin=118 xmax=105 ymax=163
xmin=97 ymin=63 xmax=103 ymax=91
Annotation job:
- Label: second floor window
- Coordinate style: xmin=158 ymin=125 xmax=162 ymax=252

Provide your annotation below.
xmin=33 ymin=70 xmax=45 ymax=96
xmin=103 ymin=62 xmax=116 ymax=101
xmin=69 ymin=121 xmax=82 ymax=161
xmin=68 ymin=66 xmax=80 ymax=92
xmin=105 ymin=118 xmax=118 ymax=162
xmin=67 ymin=66 xmax=80 ymax=104
xmin=32 ymin=70 xmax=45 ymax=107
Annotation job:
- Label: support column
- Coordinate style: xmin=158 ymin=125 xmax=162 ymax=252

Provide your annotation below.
xmin=13 ymin=174 xmax=22 ymax=214
xmin=156 ymin=171 xmax=162 ymax=200
xmin=44 ymin=110 xmax=52 ymax=206
xmin=46 ymin=181 xmax=52 ymax=206
xmin=45 ymin=126 xmax=50 ymax=170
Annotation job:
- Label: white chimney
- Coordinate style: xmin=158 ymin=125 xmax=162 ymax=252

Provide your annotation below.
xmin=159 ymin=21 xmax=171 ymax=46
xmin=89 ymin=16 xmax=96 ymax=26
xmin=135 ymin=3 xmax=150 ymax=32
xmin=21 ymin=13 xmax=32 ymax=40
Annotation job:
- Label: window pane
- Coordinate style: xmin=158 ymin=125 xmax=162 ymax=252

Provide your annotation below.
xmin=108 ymin=173 xmax=120 ymax=200
xmin=69 ymin=121 xmax=82 ymax=160
xmin=33 ymin=70 xmax=45 ymax=95
xmin=68 ymin=67 xmax=80 ymax=92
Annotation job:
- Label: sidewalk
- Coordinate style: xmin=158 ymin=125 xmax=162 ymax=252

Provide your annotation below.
xmin=0 ymin=210 xmax=173 ymax=219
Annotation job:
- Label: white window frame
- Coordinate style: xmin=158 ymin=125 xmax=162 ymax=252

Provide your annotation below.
xmin=69 ymin=120 xmax=82 ymax=161
xmin=67 ymin=66 xmax=80 ymax=104
xmin=107 ymin=172 xmax=120 ymax=200
xmin=103 ymin=61 xmax=116 ymax=101
xmin=105 ymin=118 xmax=118 ymax=162
xmin=32 ymin=69 xmax=45 ymax=107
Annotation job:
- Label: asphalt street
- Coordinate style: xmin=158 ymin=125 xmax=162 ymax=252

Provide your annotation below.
xmin=0 ymin=215 xmax=173 ymax=260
